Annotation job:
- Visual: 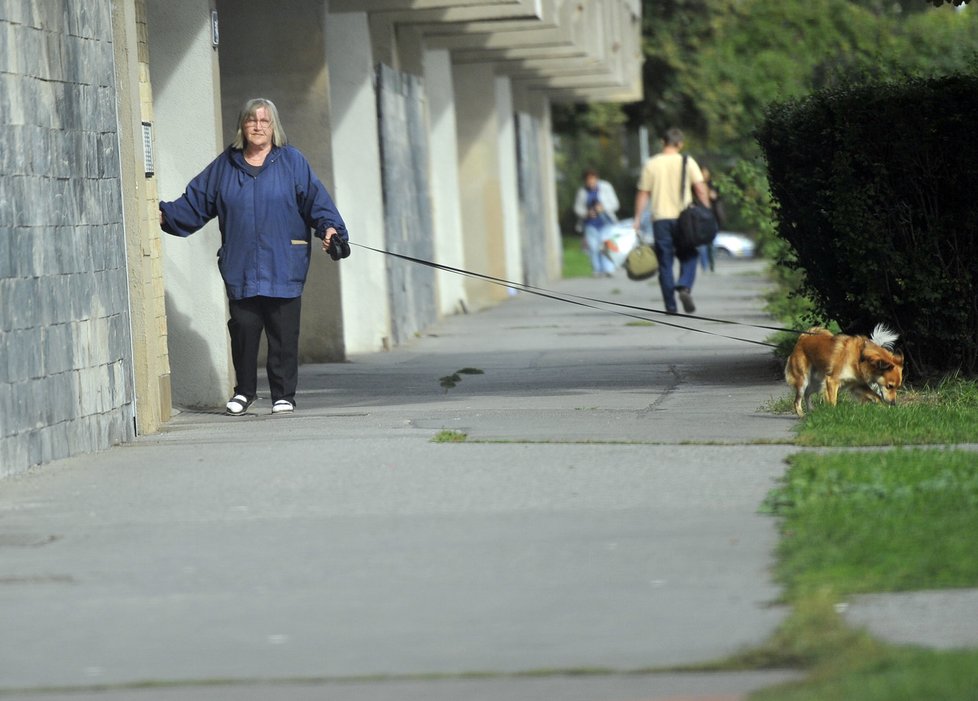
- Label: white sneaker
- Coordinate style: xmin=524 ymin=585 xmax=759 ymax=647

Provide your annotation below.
xmin=271 ymin=400 xmax=295 ymax=414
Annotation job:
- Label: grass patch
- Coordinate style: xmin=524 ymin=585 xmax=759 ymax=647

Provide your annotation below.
xmin=795 ymin=402 xmax=978 ymax=446
xmin=746 ymin=444 xmax=978 ymax=700
xmin=763 ymin=449 xmax=978 ymax=598
xmin=431 ymin=430 xmax=467 ymax=443
xmin=561 ymin=235 xmax=591 ymax=278
xmin=625 ymin=320 xmax=655 ymax=327
xmin=762 ymin=394 xmax=795 ymax=415
xmin=752 ymin=645 xmax=978 ymax=701
xmin=765 ymin=376 xmax=978 ymax=445
xmin=726 ymin=591 xmax=885 ymax=672
xmin=792 ymin=378 xmax=978 ymax=446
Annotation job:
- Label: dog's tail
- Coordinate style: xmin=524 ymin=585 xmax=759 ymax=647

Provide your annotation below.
xmin=870 ymin=323 xmax=899 ymax=350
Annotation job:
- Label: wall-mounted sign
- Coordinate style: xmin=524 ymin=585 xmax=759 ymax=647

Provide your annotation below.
xmin=211 ymin=10 xmax=219 ymax=48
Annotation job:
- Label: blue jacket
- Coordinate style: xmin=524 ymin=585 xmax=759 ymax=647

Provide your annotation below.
xmin=160 ymin=145 xmax=347 ymax=300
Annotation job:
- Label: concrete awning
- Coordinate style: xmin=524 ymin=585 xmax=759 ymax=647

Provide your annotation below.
xmin=338 ymin=0 xmax=642 ymax=104
xmin=332 ymin=0 xmax=536 ymax=11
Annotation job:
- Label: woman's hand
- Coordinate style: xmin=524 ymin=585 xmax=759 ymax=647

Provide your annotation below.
xmin=321 ymin=227 xmax=338 ymax=252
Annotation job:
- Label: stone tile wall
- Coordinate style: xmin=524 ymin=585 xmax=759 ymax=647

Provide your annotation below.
xmin=1 ymin=1 xmax=135 ymax=477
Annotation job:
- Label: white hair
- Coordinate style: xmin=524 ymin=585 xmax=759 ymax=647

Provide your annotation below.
xmin=232 ymin=98 xmax=288 ymax=149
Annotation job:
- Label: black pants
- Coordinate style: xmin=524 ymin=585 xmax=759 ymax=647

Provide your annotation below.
xmin=227 ymin=296 xmax=301 ymax=403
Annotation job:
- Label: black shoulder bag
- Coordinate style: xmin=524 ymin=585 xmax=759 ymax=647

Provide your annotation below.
xmin=675 ymin=154 xmax=718 ymax=257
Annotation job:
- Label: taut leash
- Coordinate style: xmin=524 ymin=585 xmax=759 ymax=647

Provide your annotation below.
xmin=349 ymin=242 xmax=810 ymax=349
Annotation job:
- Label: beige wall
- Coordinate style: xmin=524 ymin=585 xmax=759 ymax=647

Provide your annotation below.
xmin=453 ymin=63 xmax=510 ymax=310
xmin=494 ymin=74 xmax=523 ymax=288
xmin=327 ymin=10 xmax=393 ymax=354
xmin=112 ymin=0 xmax=172 ymax=433
xmin=149 ymin=0 xmax=233 ymax=408
xmin=422 ymin=47 xmax=468 ymax=316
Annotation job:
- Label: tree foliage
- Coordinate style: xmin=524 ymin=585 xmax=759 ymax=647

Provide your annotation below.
xmin=552 ymin=1 xmax=978 ymax=228
xmin=556 ymin=1 xmax=978 ymax=162
xmin=630 ymin=0 xmax=978 ymax=158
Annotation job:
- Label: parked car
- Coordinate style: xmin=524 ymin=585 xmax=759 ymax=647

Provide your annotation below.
xmin=713 ymin=231 xmax=756 ymax=259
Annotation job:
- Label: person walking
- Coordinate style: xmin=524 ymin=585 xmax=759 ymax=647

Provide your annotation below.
xmin=632 ymin=128 xmax=710 ymax=314
xmin=573 ymin=168 xmax=620 ymax=277
xmin=696 ymin=166 xmax=723 ymax=273
xmin=160 ymin=97 xmax=348 ymax=416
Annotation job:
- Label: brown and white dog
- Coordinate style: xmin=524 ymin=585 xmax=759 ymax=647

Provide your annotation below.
xmin=785 ymin=323 xmax=904 ymax=417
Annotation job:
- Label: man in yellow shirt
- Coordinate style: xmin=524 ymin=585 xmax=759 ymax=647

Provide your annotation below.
xmin=633 ymin=128 xmax=711 ymax=314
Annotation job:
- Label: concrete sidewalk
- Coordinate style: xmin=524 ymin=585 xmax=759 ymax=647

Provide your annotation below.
xmin=0 ymin=259 xmax=802 ymax=699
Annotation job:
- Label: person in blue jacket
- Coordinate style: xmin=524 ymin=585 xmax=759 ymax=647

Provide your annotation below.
xmin=160 ymin=97 xmax=348 ymax=416
xmin=573 ymin=168 xmax=620 ymax=277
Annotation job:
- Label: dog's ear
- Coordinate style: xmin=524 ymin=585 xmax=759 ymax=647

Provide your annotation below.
xmin=860 ymin=344 xmax=878 ymax=365
xmin=863 ymin=346 xmax=894 ymax=372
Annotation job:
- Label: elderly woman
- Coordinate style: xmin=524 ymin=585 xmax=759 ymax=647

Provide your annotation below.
xmin=160 ymin=98 xmax=348 ymax=416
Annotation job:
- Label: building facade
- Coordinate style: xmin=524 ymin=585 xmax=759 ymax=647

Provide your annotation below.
xmin=0 ymin=0 xmax=641 ymax=478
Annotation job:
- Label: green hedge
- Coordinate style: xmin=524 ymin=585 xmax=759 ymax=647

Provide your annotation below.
xmin=757 ymin=73 xmax=978 ymax=377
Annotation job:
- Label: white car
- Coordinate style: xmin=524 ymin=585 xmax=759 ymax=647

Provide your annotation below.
xmin=713 ymin=231 xmax=756 ymax=259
